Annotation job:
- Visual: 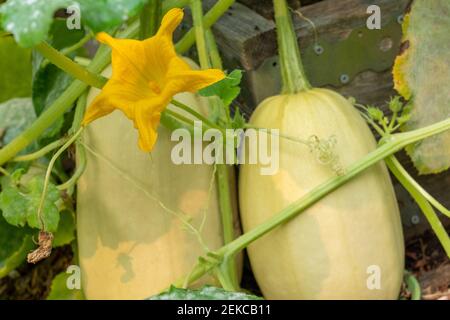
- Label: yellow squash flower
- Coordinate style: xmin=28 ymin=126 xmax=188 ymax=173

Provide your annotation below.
xmin=82 ymin=8 xmax=225 ymax=152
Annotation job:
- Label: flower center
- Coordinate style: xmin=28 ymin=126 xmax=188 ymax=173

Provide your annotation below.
xmin=148 ymin=80 xmax=162 ymax=94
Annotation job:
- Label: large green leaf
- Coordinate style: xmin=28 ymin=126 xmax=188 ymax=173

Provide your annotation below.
xmin=0 ymin=0 xmax=148 ymax=47
xmin=0 ymin=216 xmax=33 ymax=278
xmin=199 ymin=69 xmax=243 ymax=108
xmin=0 ymin=174 xmax=61 ymax=232
xmin=0 ymin=36 xmax=32 ymax=103
xmin=0 ymin=98 xmax=36 ymax=148
xmin=149 ymin=286 xmax=263 ymax=300
xmin=393 ymin=0 xmax=450 ymax=174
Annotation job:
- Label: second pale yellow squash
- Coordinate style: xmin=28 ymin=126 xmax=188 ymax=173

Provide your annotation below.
xmin=239 ymin=89 xmax=404 ymax=299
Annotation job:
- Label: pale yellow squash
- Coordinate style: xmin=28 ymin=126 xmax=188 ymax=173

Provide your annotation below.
xmin=77 ymin=62 xmax=240 ymax=300
xmin=239 ymin=88 xmax=404 ymax=299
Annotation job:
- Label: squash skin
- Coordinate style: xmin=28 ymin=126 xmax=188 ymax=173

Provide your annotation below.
xmin=77 ymin=63 xmax=241 ymax=300
xmin=239 ymin=88 xmax=404 ymax=299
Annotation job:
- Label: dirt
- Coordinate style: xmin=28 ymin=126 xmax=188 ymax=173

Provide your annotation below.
xmin=0 ymin=246 xmax=73 ymax=300
xmin=404 ymin=229 xmax=450 ymax=300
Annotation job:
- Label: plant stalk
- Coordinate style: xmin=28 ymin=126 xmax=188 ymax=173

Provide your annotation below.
xmin=385 ymin=156 xmax=450 ymax=257
xmin=190 ymin=0 xmax=239 ymax=291
xmin=176 ymin=0 xmax=236 ymax=54
xmin=35 ymin=42 xmax=107 ymax=89
xmin=273 ymin=0 xmax=311 ymax=93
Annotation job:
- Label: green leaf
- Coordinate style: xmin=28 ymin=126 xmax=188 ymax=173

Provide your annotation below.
xmin=393 ymin=0 xmax=450 ymax=174
xmin=149 ymin=286 xmax=263 ymax=300
xmin=0 ymin=184 xmax=28 ymax=227
xmin=0 ymin=174 xmax=61 ymax=232
xmin=0 ymin=215 xmax=33 ymax=278
xmin=199 ymin=70 xmax=243 ymax=107
xmin=0 ymin=0 xmax=148 ymax=47
xmin=0 ymin=36 xmax=32 ymax=103
xmin=26 ymin=177 xmax=61 ymax=232
xmin=47 ymin=271 xmax=85 ymax=300
xmin=33 ymin=65 xmax=73 ymax=115
xmin=0 ymin=98 xmax=36 ymax=145
xmin=53 ymin=210 xmax=75 ymax=247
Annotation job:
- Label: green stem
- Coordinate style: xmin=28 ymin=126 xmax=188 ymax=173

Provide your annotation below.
xmin=176 ymin=0 xmax=236 ymax=54
xmin=41 ymin=33 xmax=93 ymax=68
xmin=0 ymin=166 xmax=10 ymax=177
xmin=58 ymin=93 xmax=89 ymax=193
xmin=71 ymin=92 xmax=88 ymax=133
xmin=140 ymin=0 xmax=162 ymax=39
xmin=191 ymin=0 xmax=211 ymax=68
xmin=205 ymin=29 xmax=223 ymax=70
xmin=171 ymin=99 xmax=219 ymax=130
xmin=204 ymin=28 xmax=232 ymax=125
xmin=404 ymin=271 xmax=421 ymax=300
xmin=386 ymin=156 xmax=450 ymax=257
xmin=162 ymin=0 xmax=190 ymax=12
xmin=191 ymin=0 xmax=239 ymax=291
xmin=11 ymin=139 xmax=66 ymax=162
xmin=388 ymin=112 xmax=398 ymax=132
xmin=160 ymin=110 xmax=195 ymax=133
xmin=0 ymin=21 xmax=140 ymax=167
xmin=35 ymin=42 xmax=107 ymax=89
xmin=273 ymin=0 xmax=311 ymax=94
xmin=60 ymin=33 xmax=93 ymax=56
xmin=174 ymin=117 xmax=450 ymax=286
xmin=37 ymin=128 xmax=83 ymax=230
xmin=216 ymin=164 xmax=239 ymax=289
xmin=387 ymin=156 xmax=450 ymax=219
xmin=57 ymin=142 xmax=86 ymax=193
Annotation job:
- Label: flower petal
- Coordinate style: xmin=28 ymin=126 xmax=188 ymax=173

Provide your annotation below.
xmin=83 ymin=78 xmax=155 ymax=125
xmin=156 ymin=8 xmax=184 ymax=38
xmin=165 ymin=57 xmax=225 ymax=94
xmin=134 ymin=99 xmax=166 ymax=152
xmin=97 ymin=32 xmax=150 ymax=85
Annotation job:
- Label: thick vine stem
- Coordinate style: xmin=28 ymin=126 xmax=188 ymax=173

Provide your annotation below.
xmin=191 ymin=0 xmax=239 ymax=291
xmin=176 ymin=0 xmax=236 ymax=54
xmin=35 ymin=42 xmax=107 ymax=89
xmin=273 ymin=0 xmax=311 ymax=93
xmin=205 ymin=29 xmax=223 ymax=70
xmin=172 ymin=118 xmax=450 ymax=287
xmin=191 ymin=0 xmax=211 ymax=68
